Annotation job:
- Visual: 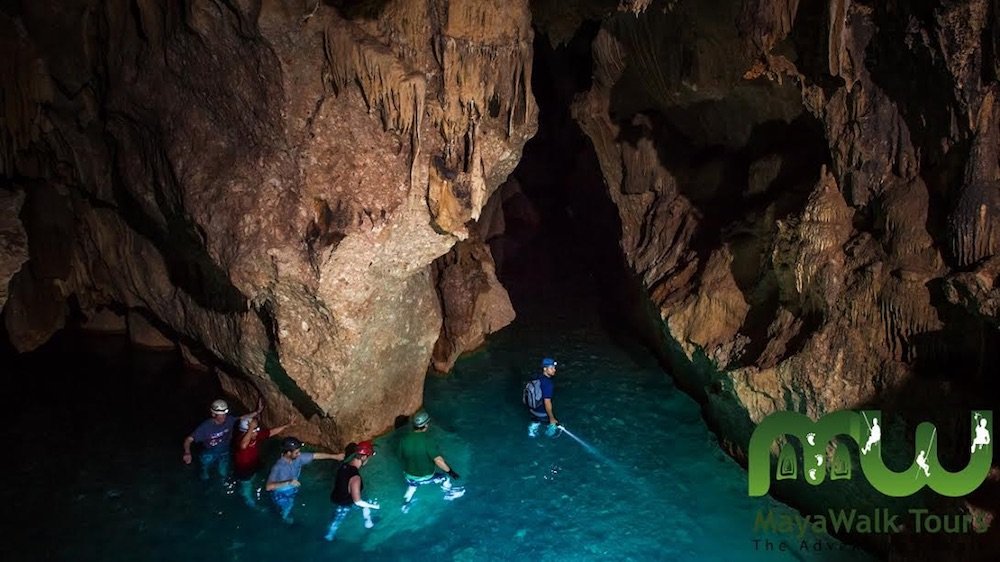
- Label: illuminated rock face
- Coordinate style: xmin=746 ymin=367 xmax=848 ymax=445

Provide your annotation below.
xmin=571 ymin=0 xmax=999 ymax=447
xmin=0 ymin=1 xmax=535 ymax=448
xmin=560 ymin=2 xmax=999 ymax=554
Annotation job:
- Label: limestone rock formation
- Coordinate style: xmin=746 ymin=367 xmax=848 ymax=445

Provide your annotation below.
xmin=431 ymin=235 xmax=515 ymax=372
xmin=80 ymin=307 xmax=127 ymax=334
xmin=567 ymin=1 xmax=999 ymax=556
xmin=569 ymin=0 xmax=999 ymax=438
xmin=127 ymin=309 xmax=176 ymax=350
xmin=0 ymin=0 xmax=536 ymax=448
xmin=0 ymin=189 xmax=27 ymax=310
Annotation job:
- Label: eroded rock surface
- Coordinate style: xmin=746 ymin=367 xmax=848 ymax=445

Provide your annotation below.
xmin=0 ymin=0 xmax=536 ymax=448
xmin=0 ymin=189 xmax=27 ymax=310
xmin=431 ymin=235 xmax=515 ymax=372
xmin=567 ymin=1 xmax=999 ymax=556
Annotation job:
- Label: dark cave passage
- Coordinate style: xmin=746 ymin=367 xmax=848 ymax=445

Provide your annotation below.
xmin=490 ymin=25 xmax=620 ymax=292
xmin=487 ymin=23 xmax=659 ymax=354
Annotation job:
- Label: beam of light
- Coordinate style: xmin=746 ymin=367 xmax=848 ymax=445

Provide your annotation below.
xmin=555 ymin=425 xmax=634 ymax=475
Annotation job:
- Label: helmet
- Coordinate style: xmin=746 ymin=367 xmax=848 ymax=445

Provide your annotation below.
xmin=355 ymin=440 xmax=374 ymax=457
xmin=281 ymin=437 xmax=303 ymax=453
xmin=412 ymin=410 xmax=431 ymax=428
xmin=541 ymin=358 xmax=558 ymax=368
xmin=210 ymin=399 xmax=230 ymax=414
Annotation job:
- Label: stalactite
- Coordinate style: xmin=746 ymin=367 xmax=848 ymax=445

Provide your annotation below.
xmin=0 ymin=24 xmax=53 ymax=178
xmin=437 ymin=36 xmax=531 ymax=163
xmin=737 ymin=0 xmax=801 ymax=55
xmin=950 ymin=89 xmax=1000 ymax=268
xmin=827 ymin=0 xmax=853 ymax=91
xmin=591 ymin=29 xmax=627 ymax=90
xmin=326 ymin=22 xmax=426 ymax=150
xmin=879 ymin=273 xmax=942 ymax=361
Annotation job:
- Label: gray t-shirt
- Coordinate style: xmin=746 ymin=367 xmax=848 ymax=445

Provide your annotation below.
xmin=267 ymin=453 xmax=316 ymax=488
xmin=191 ymin=416 xmax=238 ymax=452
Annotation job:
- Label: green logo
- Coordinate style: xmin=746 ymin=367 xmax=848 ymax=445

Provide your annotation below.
xmin=748 ymin=410 xmax=992 ymax=497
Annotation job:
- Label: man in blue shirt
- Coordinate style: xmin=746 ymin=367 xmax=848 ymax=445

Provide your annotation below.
xmin=529 ymin=358 xmax=559 ymax=438
xmin=266 ymin=437 xmax=345 ymax=524
xmin=182 ymin=398 xmax=261 ymax=481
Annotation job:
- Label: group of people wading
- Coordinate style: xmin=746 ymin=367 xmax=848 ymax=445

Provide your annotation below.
xmin=182 ymin=398 xmax=463 ymax=541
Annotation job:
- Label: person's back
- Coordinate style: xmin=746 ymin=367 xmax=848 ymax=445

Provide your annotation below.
xmin=527 ymin=357 xmax=559 ymax=438
xmin=398 ymin=411 xmax=464 ymax=512
xmin=400 ymin=430 xmax=439 ymax=479
xmin=331 ymin=462 xmax=362 ymax=506
xmin=324 ymin=441 xmax=378 ymax=541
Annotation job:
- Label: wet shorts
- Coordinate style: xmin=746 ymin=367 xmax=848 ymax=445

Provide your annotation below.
xmin=404 ymin=472 xmax=449 ymax=487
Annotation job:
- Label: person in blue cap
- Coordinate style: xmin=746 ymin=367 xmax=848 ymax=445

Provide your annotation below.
xmin=265 ymin=437 xmax=345 ymax=524
xmin=528 ymin=358 xmax=559 ymax=438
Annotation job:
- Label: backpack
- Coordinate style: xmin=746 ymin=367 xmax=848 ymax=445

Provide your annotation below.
xmin=522 ymin=377 xmax=543 ymax=410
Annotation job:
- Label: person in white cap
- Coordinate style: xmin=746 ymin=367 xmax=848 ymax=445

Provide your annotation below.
xmin=233 ymin=415 xmax=293 ymax=508
xmin=182 ymin=397 xmax=261 ymax=481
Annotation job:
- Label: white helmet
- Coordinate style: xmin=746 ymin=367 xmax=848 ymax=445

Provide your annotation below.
xmin=210 ymin=399 xmax=229 ymax=414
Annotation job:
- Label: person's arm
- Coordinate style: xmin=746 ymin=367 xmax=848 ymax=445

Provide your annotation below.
xmin=238 ymin=398 xmax=264 ymax=421
xmin=433 ymin=456 xmax=460 ymax=479
xmin=264 ymin=477 xmax=300 ymax=491
xmin=239 ymin=428 xmax=254 ymax=450
xmin=544 ymin=398 xmax=558 ymax=425
xmin=182 ymin=435 xmax=195 ymax=464
xmin=265 ymin=466 xmax=300 ymax=491
xmin=350 ymin=475 xmax=379 ymax=509
xmin=269 ymin=423 xmax=292 ymax=437
xmin=313 ymin=452 xmax=345 ymax=461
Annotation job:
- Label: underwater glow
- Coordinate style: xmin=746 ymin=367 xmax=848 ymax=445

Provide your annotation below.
xmin=1 ymin=294 xmax=870 ymax=561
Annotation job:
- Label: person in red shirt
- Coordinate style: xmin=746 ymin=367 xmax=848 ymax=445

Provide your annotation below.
xmin=234 ymin=416 xmax=292 ymax=508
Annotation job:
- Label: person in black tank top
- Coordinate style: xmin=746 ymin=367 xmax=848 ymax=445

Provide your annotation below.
xmin=324 ymin=441 xmax=379 ymax=541
xmin=331 ymin=463 xmax=361 ymax=505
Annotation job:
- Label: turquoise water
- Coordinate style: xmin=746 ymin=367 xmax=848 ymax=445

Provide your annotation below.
xmin=0 ymin=285 xmax=873 ymax=561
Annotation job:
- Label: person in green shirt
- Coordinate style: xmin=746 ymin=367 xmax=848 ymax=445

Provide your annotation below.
xmin=398 ymin=410 xmax=464 ymax=513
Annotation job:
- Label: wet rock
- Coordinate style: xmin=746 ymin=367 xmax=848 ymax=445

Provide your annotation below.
xmin=431 ymin=237 xmax=515 ymax=372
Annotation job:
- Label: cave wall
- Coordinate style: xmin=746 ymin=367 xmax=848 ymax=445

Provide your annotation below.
xmin=0 ymin=0 xmax=536 ymax=448
xmin=571 ymin=0 xmax=1000 ymax=446
xmin=566 ymin=0 xmax=1000 ymax=550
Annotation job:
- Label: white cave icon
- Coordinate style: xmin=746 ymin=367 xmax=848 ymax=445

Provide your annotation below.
xmin=972 ymin=417 xmax=991 ymax=453
xmin=861 ymin=417 xmax=881 ymax=455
